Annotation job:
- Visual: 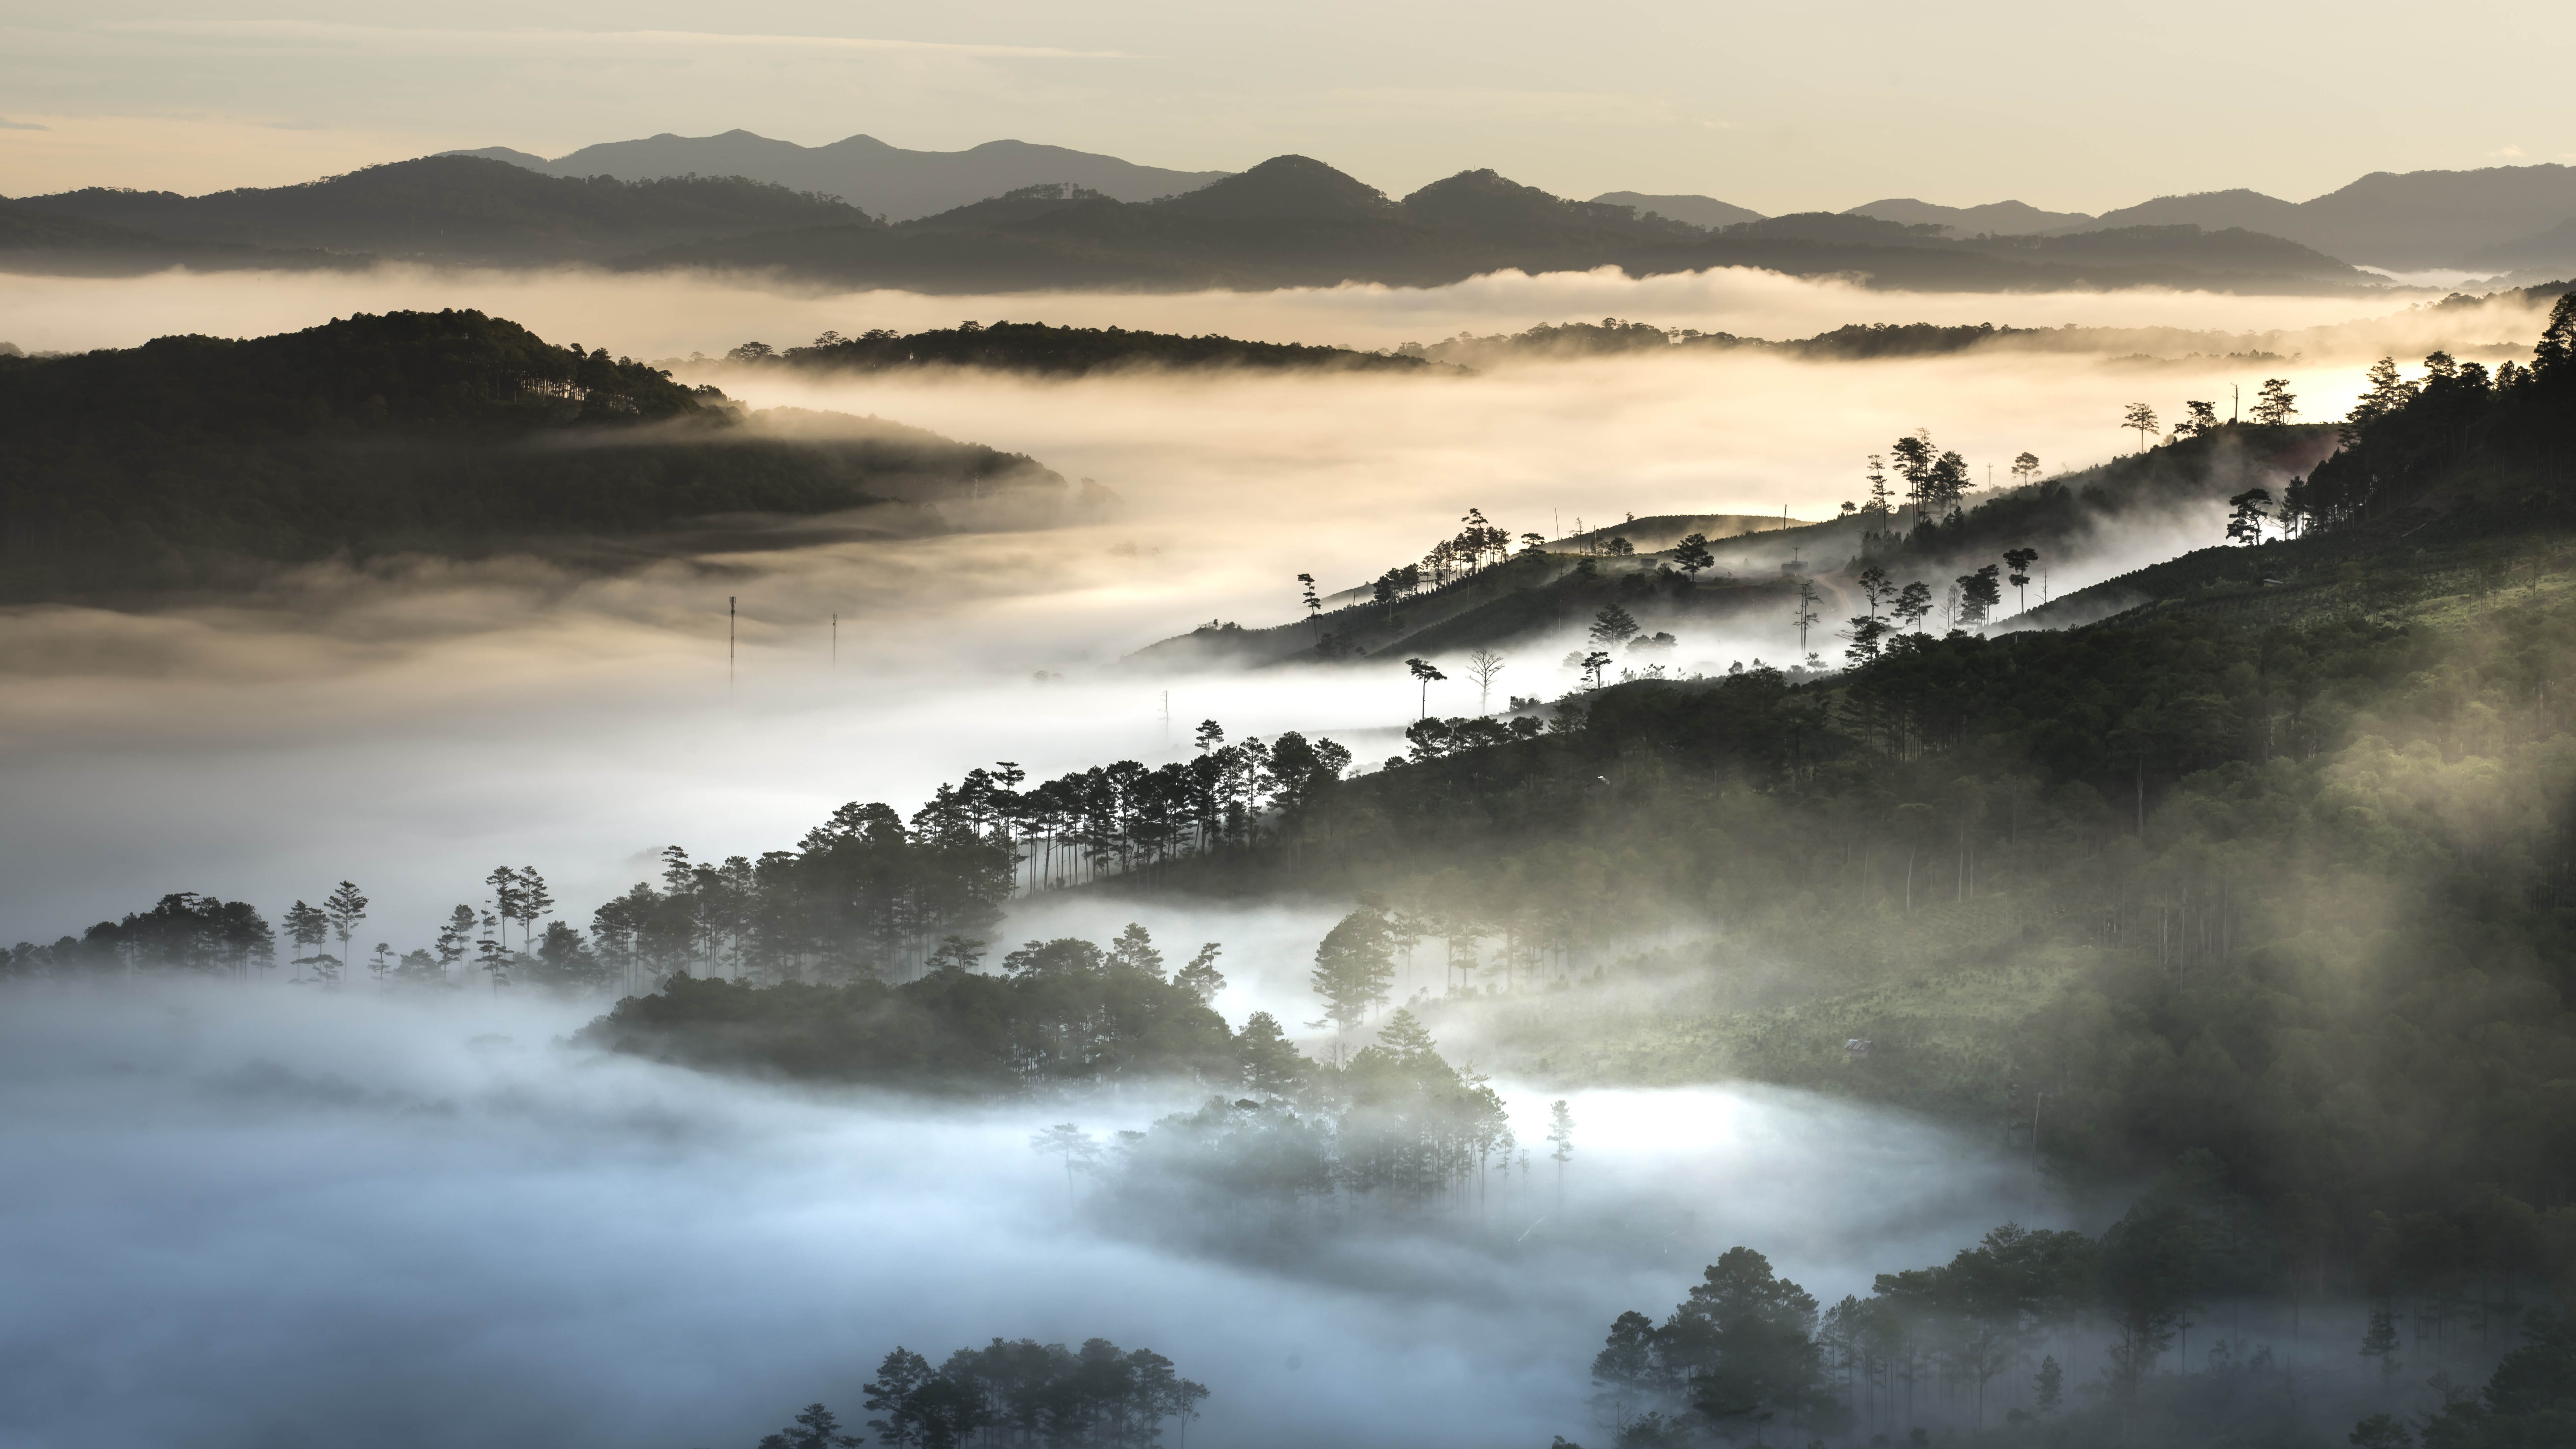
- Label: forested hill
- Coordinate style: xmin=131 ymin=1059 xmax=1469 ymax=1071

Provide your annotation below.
xmin=5 ymin=156 xmax=871 ymax=266
xmin=2033 ymin=299 xmax=2576 ymax=627
xmin=1127 ymin=426 xmax=2338 ymax=673
xmin=0 ymin=309 xmax=1060 ymax=600
xmin=727 ymin=319 xmax=1434 ymax=376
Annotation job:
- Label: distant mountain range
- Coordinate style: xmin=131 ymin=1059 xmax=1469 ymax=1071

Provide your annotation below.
xmin=1588 ymin=192 xmax=1765 ymax=230
xmin=1843 ymin=198 xmax=2093 ymax=236
xmin=446 ymin=129 xmax=2576 ymax=267
xmin=1604 ymin=168 xmax=2576 ymax=269
xmin=4 ymin=157 xmax=866 ymax=265
xmin=9 ymin=138 xmax=2575 ymax=290
xmin=2076 ymin=167 xmax=2576 ymax=270
xmin=622 ymin=159 xmax=2379 ymax=294
xmin=2470 ymin=214 xmax=2576 ymax=273
xmin=449 ymin=131 xmax=1229 ymax=223
xmin=0 ymin=154 xmax=2388 ymax=293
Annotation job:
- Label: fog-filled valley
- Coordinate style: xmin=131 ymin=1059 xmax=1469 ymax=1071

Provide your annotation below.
xmin=4 ymin=268 xmax=2549 ymax=932
xmin=0 ymin=980 xmax=2061 ymax=1449
xmin=7 ymin=206 xmax=2576 ymax=1449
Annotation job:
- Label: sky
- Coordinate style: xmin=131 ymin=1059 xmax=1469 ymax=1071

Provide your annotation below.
xmin=2 ymin=0 xmax=2571 ymax=211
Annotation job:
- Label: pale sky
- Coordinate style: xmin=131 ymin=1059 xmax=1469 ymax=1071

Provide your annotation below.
xmin=1 ymin=0 xmax=2569 ymax=212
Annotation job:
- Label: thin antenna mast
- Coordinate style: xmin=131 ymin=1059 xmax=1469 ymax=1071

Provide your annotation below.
xmin=728 ymin=596 xmax=736 ymax=689
xmin=831 ymin=612 xmax=838 ymax=669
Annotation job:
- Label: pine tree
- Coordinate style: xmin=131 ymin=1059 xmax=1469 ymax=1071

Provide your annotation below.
xmin=484 ymin=866 xmax=524 ymax=947
xmin=517 ymin=867 xmax=554 ymax=952
xmin=1375 ymin=1007 xmax=1438 ymax=1063
xmin=283 ymin=900 xmax=331 ymax=982
xmin=1893 ymin=580 xmax=1934 ymax=633
xmin=2226 ymin=489 xmax=2273 ymax=546
xmin=475 ymin=910 xmax=511 ymax=992
xmin=2123 ymin=402 xmax=2161 ymax=451
xmin=322 ymin=880 xmax=368 ymax=982
xmin=2252 ymin=378 xmax=2298 ymax=425
xmin=1236 ymin=1010 xmax=1306 ymax=1095
xmin=2360 ymin=1305 xmax=2403 ymax=1392
xmin=1310 ymin=908 xmax=1396 ymax=1034
xmin=1547 ymin=1099 xmax=1575 ymax=1205
xmin=1029 ymin=1123 xmax=1097 ymax=1201
xmin=1405 ymin=657 xmax=1447 ymax=719
xmin=434 ymin=905 xmax=475 ymax=977
xmin=1175 ymin=943 xmax=1225 ymax=1001
xmin=2003 ymin=547 xmax=2040 ymax=613
xmin=1588 ymin=604 xmax=1641 ymax=649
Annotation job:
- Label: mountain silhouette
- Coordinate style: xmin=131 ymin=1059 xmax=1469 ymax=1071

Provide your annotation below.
xmin=1404 ymin=170 xmax=1677 ymax=235
xmin=2057 ymin=165 xmax=2576 ymax=268
xmin=1589 ymin=193 xmax=1765 ymax=229
xmin=633 ymin=156 xmax=2379 ymax=294
xmin=449 ymin=130 xmax=1228 ymax=222
xmin=1157 ymin=155 xmax=1397 ymax=219
xmin=2071 ymin=188 xmax=2310 ymax=242
xmin=10 ymin=156 xmax=870 ymax=263
xmin=0 ymin=151 xmax=2407 ymax=294
xmin=2466 ymin=213 xmax=2576 ymax=275
xmin=1844 ymin=198 xmax=2092 ymax=236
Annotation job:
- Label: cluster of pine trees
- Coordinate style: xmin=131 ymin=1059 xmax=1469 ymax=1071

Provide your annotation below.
xmin=750 ymin=1335 xmax=1207 ymax=1449
xmin=1584 ymin=1221 xmax=2576 ymax=1448
xmin=1103 ymin=1006 xmax=1518 ymax=1221
xmin=581 ymin=924 xmax=1230 ymax=1091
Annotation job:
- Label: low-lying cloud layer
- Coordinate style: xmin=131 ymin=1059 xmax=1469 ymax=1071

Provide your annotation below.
xmin=0 ymin=259 xmax=2546 ymax=360
xmin=0 ymin=267 xmax=2550 ymax=950
xmin=0 ymin=983 xmax=2060 ymax=1449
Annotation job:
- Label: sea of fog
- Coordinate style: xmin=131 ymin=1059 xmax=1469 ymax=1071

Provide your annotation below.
xmin=0 ymin=980 xmax=2065 ymax=1449
xmin=0 ymin=261 xmax=2521 ymax=360
xmin=2 ymin=259 xmax=2533 ymax=944
xmin=0 ymin=262 xmax=2506 ymax=1449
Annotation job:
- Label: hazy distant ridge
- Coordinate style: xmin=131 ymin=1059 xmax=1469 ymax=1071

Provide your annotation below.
xmin=449 ymin=130 xmax=1232 ymax=223
xmin=1844 ymin=197 xmax=2093 ymax=236
xmin=1588 ymin=192 xmax=1766 ymax=229
xmin=2062 ymin=165 xmax=2576 ymax=269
